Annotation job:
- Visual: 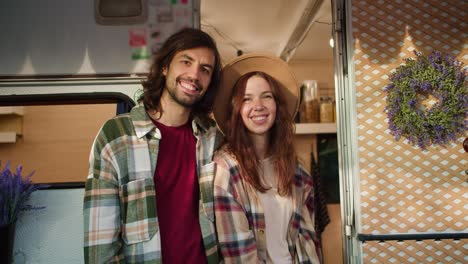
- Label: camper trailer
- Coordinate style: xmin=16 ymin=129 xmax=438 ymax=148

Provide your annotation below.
xmin=0 ymin=0 xmax=466 ymax=263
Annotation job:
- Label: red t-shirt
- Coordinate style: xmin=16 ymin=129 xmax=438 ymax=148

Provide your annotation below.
xmin=152 ymin=119 xmax=206 ymax=264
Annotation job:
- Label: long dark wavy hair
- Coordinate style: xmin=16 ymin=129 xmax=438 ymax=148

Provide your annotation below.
xmin=226 ymin=72 xmax=297 ymax=196
xmin=139 ymin=28 xmax=222 ymax=119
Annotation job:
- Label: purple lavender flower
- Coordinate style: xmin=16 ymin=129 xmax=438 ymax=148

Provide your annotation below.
xmin=0 ymin=161 xmax=43 ymax=225
xmin=420 ymin=81 xmax=432 ymax=93
xmin=408 ymin=99 xmax=417 ymax=107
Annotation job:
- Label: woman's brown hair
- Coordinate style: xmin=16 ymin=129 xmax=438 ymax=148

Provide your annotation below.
xmin=226 ymin=72 xmax=297 ymax=196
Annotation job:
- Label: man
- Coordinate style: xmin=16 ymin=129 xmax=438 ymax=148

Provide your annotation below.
xmin=83 ymin=28 xmax=223 ymax=263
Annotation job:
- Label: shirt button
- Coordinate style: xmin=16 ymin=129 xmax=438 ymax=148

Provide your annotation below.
xmin=259 ymin=229 xmax=265 ymax=235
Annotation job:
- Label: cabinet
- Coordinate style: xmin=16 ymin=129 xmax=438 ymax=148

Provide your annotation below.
xmin=293 ymin=122 xmax=336 ymax=171
xmin=0 ymin=107 xmax=24 ymax=143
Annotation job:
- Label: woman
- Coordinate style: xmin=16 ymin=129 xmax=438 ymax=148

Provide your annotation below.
xmin=213 ymin=54 xmax=322 ymax=263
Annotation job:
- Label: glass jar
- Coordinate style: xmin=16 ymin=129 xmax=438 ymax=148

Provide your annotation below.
xmin=299 ymin=80 xmax=320 ymax=123
xmin=332 ymin=96 xmax=336 ymax=122
xmin=320 ymin=97 xmax=334 ymax=123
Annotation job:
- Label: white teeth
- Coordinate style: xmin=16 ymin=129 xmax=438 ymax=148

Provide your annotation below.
xmin=180 ymin=82 xmax=196 ymax=91
xmin=251 ymin=116 xmax=266 ymax=121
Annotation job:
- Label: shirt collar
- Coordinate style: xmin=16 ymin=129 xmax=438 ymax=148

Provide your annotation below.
xmin=130 ymin=103 xmax=212 ymax=139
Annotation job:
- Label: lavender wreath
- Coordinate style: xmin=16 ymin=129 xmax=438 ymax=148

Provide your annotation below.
xmin=384 ymin=50 xmax=467 ymax=150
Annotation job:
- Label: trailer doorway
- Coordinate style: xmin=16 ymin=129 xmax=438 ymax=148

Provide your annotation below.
xmin=336 ymin=0 xmax=468 ymax=263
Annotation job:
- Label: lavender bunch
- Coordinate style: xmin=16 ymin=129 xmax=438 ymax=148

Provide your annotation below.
xmin=384 ymin=50 xmax=467 ymax=150
xmin=0 ymin=161 xmax=42 ymax=225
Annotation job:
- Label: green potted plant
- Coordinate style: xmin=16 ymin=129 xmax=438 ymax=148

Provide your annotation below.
xmin=0 ymin=161 xmax=42 ymax=264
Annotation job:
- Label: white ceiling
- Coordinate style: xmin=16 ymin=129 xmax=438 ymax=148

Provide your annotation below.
xmin=200 ymin=0 xmax=333 ymax=64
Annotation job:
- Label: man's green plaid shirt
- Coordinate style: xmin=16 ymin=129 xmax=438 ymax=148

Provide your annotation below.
xmin=83 ymin=104 xmax=223 ymax=263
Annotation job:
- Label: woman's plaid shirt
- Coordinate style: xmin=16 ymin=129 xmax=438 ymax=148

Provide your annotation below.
xmin=213 ymin=148 xmax=323 ymax=263
xmin=83 ymin=104 xmax=223 ymax=263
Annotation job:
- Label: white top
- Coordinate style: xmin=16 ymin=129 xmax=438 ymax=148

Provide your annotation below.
xmin=257 ymin=158 xmax=294 ymax=264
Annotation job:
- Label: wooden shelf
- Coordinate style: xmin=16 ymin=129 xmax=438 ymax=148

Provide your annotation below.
xmin=294 ymin=123 xmax=336 ymax=134
xmin=0 ymin=106 xmax=24 ymax=116
xmin=0 ymin=106 xmax=24 ymax=143
xmin=0 ymin=132 xmax=17 ymax=143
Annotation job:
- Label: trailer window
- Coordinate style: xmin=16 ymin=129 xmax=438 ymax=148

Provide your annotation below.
xmin=0 ymin=93 xmax=135 ymax=185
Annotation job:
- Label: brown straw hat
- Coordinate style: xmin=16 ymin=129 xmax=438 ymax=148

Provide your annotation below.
xmin=213 ymin=53 xmax=299 ymax=134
